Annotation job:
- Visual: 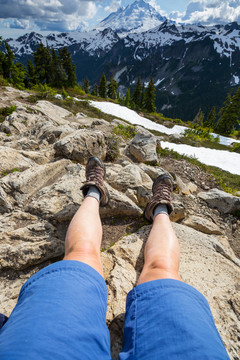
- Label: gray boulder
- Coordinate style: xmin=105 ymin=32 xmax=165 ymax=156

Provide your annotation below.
xmin=54 ymin=129 xmax=107 ymax=164
xmin=129 ymin=132 xmax=158 ymax=164
xmin=198 ymin=188 xmax=240 ymax=214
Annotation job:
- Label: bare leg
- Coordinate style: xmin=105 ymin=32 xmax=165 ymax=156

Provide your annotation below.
xmin=64 ymin=196 xmax=103 ymax=277
xmin=137 ymin=213 xmax=181 ymax=285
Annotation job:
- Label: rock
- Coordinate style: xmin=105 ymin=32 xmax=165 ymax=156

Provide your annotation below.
xmin=102 ymin=223 xmax=240 ymax=359
xmin=0 ymin=159 xmax=70 ymax=206
xmin=76 ymin=112 xmax=87 ymax=119
xmin=54 ymin=129 xmax=107 ymax=163
xmin=129 ymin=132 xmax=158 ymax=164
xmin=100 ymin=185 xmax=142 ymax=218
xmin=170 ymin=199 xmax=186 ymax=222
xmin=0 ymin=218 xmax=64 ymax=271
xmin=106 ymin=163 xmax=152 ymax=207
xmin=26 ymin=164 xmax=85 ymax=221
xmin=39 ymin=124 xmax=75 ymax=144
xmin=0 ymin=115 xmax=27 ymax=135
xmin=19 ymin=150 xmax=50 ymax=165
xmin=176 ymin=176 xmax=197 ymax=195
xmin=139 ymin=163 xmax=167 ymax=180
xmin=0 ymin=146 xmax=35 ymax=173
xmin=0 ymin=188 xmax=12 ymax=213
xmin=198 ymin=188 xmax=240 ymax=214
xmin=33 ymin=100 xmax=72 ymax=124
xmin=183 ymin=215 xmax=223 ymax=235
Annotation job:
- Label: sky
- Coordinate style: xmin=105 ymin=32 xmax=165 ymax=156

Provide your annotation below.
xmin=0 ymin=0 xmax=240 ymax=39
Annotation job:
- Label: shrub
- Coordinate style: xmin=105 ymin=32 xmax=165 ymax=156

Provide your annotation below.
xmin=0 ymin=105 xmax=17 ymax=123
xmin=32 ymin=84 xmax=57 ymax=99
xmin=231 ymin=143 xmax=240 ymax=154
xmin=0 ymin=75 xmax=8 ymax=86
xmin=183 ymin=127 xmax=219 ymax=143
xmin=113 ymin=124 xmax=136 ymax=140
xmin=106 ymin=135 xmax=120 ymax=161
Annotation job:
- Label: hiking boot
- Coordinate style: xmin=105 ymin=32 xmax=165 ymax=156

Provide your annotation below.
xmin=80 ymin=156 xmax=109 ymax=206
xmin=144 ymin=174 xmax=174 ymax=222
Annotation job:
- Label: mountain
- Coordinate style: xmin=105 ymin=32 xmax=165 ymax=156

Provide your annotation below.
xmin=95 ymin=0 xmax=167 ymax=36
xmin=2 ymin=1 xmax=240 ymax=121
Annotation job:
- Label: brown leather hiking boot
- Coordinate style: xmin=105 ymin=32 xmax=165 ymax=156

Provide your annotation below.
xmin=80 ymin=156 xmax=109 ymax=206
xmin=144 ymin=174 xmax=174 ymax=222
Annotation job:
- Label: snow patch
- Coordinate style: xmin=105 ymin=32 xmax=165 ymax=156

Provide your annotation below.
xmin=161 ymin=141 xmax=240 ymax=176
xmin=90 ymin=100 xmax=240 ymax=175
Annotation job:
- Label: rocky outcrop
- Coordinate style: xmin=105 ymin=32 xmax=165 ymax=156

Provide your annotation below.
xmin=54 ymin=129 xmax=107 ymax=163
xmin=183 ymin=215 xmax=223 ymax=235
xmin=129 ymin=132 xmax=158 ymax=164
xmin=198 ymin=188 xmax=240 ymax=214
xmin=0 ymin=87 xmax=239 ymax=360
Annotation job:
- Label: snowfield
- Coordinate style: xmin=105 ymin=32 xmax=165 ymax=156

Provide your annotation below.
xmin=161 ymin=142 xmax=240 ymax=176
xmin=90 ymin=101 xmax=240 ymax=176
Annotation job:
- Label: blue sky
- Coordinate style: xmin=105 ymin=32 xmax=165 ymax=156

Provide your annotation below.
xmin=0 ymin=0 xmax=240 ymax=39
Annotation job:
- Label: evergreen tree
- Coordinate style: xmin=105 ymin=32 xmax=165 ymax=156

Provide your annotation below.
xmin=26 ymin=59 xmax=37 ymax=87
xmin=51 ymin=48 xmax=67 ymax=87
xmin=33 ymin=43 xmax=52 ymax=84
xmin=2 ymin=41 xmax=15 ymax=80
xmin=215 ymin=88 xmax=240 ymax=134
xmin=84 ymin=77 xmax=89 ymax=93
xmin=132 ymin=76 xmax=141 ymax=107
xmin=107 ymin=74 xmax=118 ymax=99
xmin=144 ymin=77 xmax=156 ymax=113
xmin=91 ymin=84 xmax=98 ymax=96
xmin=125 ymin=88 xmax=131 ymax=107
xmin=205 ymin=106 xmax=216 ymax=128
xmin=140 ymin=83 xmax=145 ymax=108
xmin=192 ymin=108 xmax=204 ymax=127
xmin=58 ymin=47 xmax=77 ymax=87
xmin=99 ymin=73 xmax=107 ymax=98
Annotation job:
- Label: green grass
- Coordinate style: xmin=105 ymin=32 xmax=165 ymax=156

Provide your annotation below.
xmin=1 ymin=168 xmax=20 ymax=177
xmin=113 ymin=124 xmax=136 ymax=140
xmin=0 ymin=105 xmax=17 ymax=123
xmin=157 ymin=147 xmax=240 ymax=195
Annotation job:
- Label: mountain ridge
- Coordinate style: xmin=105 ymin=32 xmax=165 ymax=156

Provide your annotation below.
xmin=1 ymin=0 xmax=240 ymax=121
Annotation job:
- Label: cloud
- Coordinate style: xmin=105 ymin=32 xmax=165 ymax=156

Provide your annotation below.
xmin=174 ymin=0 xmax=240 ymax=25
xmin=0 ymin=0 xmax=98 ymax=31
xmin=104 ymin=0 xmax=121 ymax=13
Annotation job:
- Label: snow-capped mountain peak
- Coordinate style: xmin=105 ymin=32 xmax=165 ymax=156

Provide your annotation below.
xmin=95 ymin=0 xmax=167 ymax=36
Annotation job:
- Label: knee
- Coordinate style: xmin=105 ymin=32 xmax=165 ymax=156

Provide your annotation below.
xmin=146 ymin=255 xmax=178 ymax=274
xmin=65 ymin=240 xmax=99 ymax=259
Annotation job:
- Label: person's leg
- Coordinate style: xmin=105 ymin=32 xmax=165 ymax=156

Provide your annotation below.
xmin=137 ymin=212 xmax=181 ymax=284
xmin=119 ymin=174 xmax=229 ymax=360
xmin=64 ymin=156 xmax=109 ymax=277
xmin=64 ymin=196 xmax=103 ymax=276
xmin=138 ymin=173 xmax=181 ymax=284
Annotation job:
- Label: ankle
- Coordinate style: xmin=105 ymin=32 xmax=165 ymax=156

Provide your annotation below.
xmin=85 ymin=186 xmax=100 ymax=203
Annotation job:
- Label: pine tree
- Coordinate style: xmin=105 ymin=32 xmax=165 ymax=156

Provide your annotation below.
xmin=84 ymin=77 xmax=89 ymax=93
xmin=99 ymin=73 xmax=107 ymax=98
xmin=2 ymin=41 xmax=15 ymax=80
xmin=51 ymin=48 xmax=67 ymax=87
xmin=216 ymin=88 xmax=240 ymax=134
xmin=144 ymin=77 xmax=156 ymax=113
xmin=140 ymin=83 xmax=145 ymax=108
xmin=33 ymin=43 xmax=52 ymax=84
xmin=91 ymin=84 xmax=98 ymax=96
xmin=58 ymin=47 xmax=77 ymax=87
xmin=205 ymin=106 xmax=216 ymax=129
xmin=125 ymin=88 xmax=131 ymax=107
xmin=26 ymin=59 xmax=37 ymax=87
xmin=132 ymin=76 xmax=141 ymax=107
xmin=192 ymin=108 xmax=204 ymax=127
xmin=107 ymin=74 xmax=118 ymax=99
